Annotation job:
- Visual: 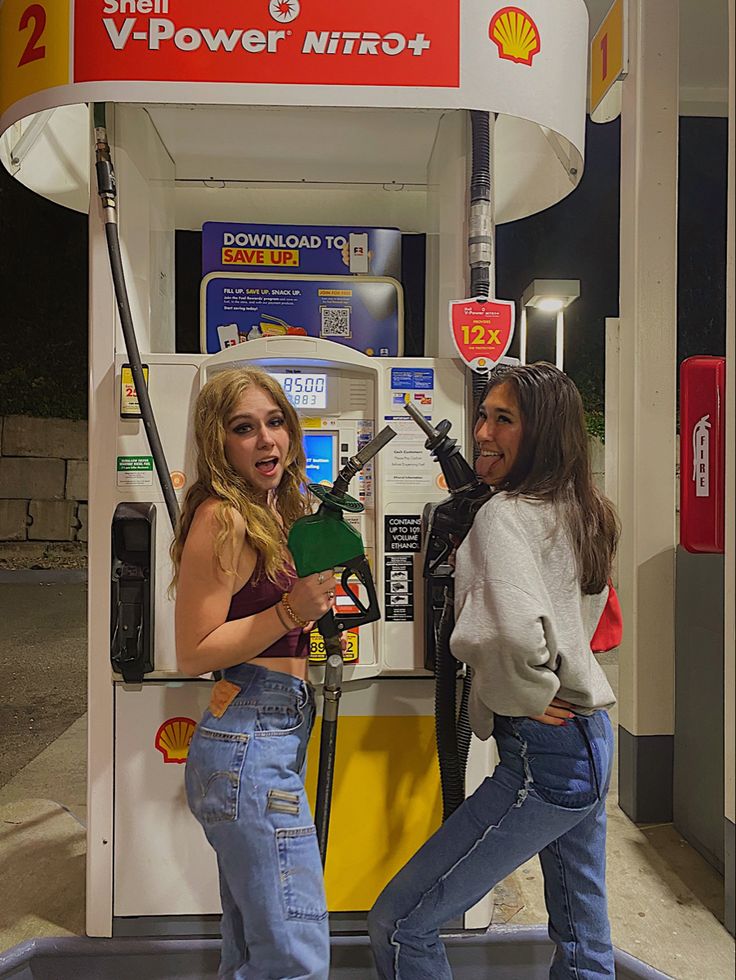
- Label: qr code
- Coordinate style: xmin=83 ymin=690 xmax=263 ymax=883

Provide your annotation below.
xmin=321 ymin=306 xmax=351 ymax=337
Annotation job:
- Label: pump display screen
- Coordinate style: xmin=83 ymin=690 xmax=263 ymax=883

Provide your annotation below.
xmin=271 ymin=373 xmax=327 ymax=409
xmin=303 ymin=432 xmax=337 ymax=486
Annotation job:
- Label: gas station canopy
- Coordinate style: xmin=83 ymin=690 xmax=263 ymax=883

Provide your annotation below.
xmin=0 ymin=0 xmax=589 ymax=223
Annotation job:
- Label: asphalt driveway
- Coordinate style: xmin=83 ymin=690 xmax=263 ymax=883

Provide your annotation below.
xmin=0 ymin=576 xmax=86 ymax=788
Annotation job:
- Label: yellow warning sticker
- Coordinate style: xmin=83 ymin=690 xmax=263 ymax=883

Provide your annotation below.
xmin=120 ymin=364 xmax=149 ymax=418
xmin=309 ymin=628 xmax=359 ymax=664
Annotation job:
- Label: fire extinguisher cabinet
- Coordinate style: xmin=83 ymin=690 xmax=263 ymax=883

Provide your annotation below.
xmin=679 ymin=355 xmax=726 ymax=554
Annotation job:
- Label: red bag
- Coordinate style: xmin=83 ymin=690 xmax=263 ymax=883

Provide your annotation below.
xmin=591 ymin=581 xmax=623 ymax=653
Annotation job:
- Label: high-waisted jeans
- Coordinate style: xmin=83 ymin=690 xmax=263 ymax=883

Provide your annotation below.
xmin=185 ymin=662 xmax=329 ymax=980
xmin=368 ymin=710 xmax=615 ymax=980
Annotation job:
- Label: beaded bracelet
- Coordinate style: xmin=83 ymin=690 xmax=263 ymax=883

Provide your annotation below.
xmin=274 ymin=601 xmax=292 ymax=631
xmin=280 ymin=592 xmax=310 ymax=629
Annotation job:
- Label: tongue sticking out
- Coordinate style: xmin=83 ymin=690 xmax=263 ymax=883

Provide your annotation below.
xmin=476 ymin=453 xmax=501 ymax=481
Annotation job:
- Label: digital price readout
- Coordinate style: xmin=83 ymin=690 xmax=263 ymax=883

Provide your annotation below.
xmin=271 ymin=373 xmax=328 ymax=409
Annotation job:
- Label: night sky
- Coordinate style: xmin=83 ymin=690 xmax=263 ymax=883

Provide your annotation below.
xmin=0 ymin=117 xmax=727 ymax=419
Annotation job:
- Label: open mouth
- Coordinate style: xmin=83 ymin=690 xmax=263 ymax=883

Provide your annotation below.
xmin=255 ymin=457 xmax=279 ymax=476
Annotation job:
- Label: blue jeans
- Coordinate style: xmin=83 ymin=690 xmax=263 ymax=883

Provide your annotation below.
xmin=368 ymin=710 xmax=615 ymax=980
xmin=185 ymin=662 xmax=329 ymax=980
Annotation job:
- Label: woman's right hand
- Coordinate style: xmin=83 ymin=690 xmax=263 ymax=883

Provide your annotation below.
xmin=286 ymin=569 xmax=338 ymax=623
xmin=529 ymin=698 xmax=576 ymax=726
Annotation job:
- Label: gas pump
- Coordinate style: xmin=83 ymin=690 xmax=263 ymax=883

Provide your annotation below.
xmin=0 ymin=0 xmax=591 ymax=944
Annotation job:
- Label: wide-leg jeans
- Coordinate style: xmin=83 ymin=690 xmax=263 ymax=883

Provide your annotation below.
xmin=369 ymin=710 xmax=615 ymax=980
xmin=185 ymin=662 xmax=329 ymax=980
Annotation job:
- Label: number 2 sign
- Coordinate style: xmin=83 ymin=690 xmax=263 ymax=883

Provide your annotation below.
xmin=18 ymin=4 xmax=47 ymax=66
xmin=0 ymin=0 xmax=70 ymax=122
xmin=449 ymin=297 xmax=515 ymax=372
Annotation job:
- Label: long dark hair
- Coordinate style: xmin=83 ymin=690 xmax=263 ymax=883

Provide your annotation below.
xmin=476 ymin=362 xmax=619 ymax=594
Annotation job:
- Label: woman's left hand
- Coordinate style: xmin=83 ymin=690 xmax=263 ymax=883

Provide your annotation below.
xmin=529 ymin=697 xmax=575 ymax=726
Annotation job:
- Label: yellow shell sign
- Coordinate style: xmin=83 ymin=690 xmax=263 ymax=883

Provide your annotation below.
xmin=489 ymin=6 xmax=540 ymax=67
xmin=155 ymin=716 xmax=197 ymax=764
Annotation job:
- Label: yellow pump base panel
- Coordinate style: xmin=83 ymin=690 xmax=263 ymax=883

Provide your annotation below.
xmin=305 ymin=677 xmax=442 ymax=911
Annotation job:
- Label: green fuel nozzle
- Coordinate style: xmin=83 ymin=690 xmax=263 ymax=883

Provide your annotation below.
xmin=287 ymin=425 xmax=396 ymax=640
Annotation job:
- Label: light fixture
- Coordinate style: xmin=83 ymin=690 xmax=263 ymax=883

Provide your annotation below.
xmin=536 ymin=297 xmax=565 ymax=313
xmin=519 ymin=278 xmax=580 ymax=370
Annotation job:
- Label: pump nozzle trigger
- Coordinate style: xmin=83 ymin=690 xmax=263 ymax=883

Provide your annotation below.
xmin=332 ymin=555 xmax=381 ymax=631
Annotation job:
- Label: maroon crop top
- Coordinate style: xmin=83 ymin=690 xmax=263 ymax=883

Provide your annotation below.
xmin=226 ymin=558 xmax=310 ymax=659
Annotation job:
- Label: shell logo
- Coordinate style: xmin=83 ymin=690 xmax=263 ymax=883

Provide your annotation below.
xmin=489 ymin=7 xmax=541 ymax=66
xmin=155 ymin=717 xmax=197 ymax=764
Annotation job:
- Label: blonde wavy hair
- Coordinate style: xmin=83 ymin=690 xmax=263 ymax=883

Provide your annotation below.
xmin=170 ymin=367 xmax=308 ymax=589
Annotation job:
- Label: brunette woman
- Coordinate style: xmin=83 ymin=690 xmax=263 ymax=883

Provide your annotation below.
xmin=369 ymin=362 xmax=619 ymax=980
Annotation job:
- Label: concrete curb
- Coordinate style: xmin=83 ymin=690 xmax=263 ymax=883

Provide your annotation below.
xmin=0 ymin=928 xmax=674 ymax=979
xmin=0 ymin=568 xmax=87 ymax=584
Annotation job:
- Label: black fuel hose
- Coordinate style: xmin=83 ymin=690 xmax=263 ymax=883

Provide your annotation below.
xmin=435 ymin=589 xmax=464 ymax=821
xmin=433 ymin=110 xmax=495 ymax=822
xmin=457 ymin=665 xmax=474 ymax=782
xmin=469 ymin=110 xmax=493 ymax=302
xmin=93 ymin=103 xmax=180 ymax=533
xmin=314 ymin=649 xmax=342 ymax=866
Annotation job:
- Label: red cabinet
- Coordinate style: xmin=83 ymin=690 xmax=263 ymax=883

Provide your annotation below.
xmin=680 ymin=356 xmax=726 ymax=553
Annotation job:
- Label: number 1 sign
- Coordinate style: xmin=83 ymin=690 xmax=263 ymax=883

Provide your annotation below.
xmin=448 ymin=297 xmax=515 ymax=373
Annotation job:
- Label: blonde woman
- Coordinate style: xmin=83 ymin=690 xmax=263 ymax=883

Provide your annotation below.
xmin=172 ymin=367 xmax=336 ymax=980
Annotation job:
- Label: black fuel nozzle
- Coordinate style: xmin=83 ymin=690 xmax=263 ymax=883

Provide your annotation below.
xmin=403 ymin=403 xmax=492 ymax=578
xmin=402 ymin=402 xmax=480 ymax=496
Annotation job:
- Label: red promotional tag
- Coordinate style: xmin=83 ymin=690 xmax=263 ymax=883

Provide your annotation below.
xmin=449 ymin=298 xmax=515 ymax=372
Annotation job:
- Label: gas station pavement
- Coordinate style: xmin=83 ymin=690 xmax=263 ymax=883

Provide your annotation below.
xmin=0 ymin=576 xmax=733 ymax=978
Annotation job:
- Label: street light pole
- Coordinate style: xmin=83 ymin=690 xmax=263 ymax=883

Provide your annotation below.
xmin=520 ymin=307 xmax=528 ymax=364
xmin=556 ymin=310 xmax=564 ymax=370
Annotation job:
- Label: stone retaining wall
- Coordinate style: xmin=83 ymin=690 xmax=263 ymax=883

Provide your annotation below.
xmin=0 ymin=417 xmax=87 ymax=544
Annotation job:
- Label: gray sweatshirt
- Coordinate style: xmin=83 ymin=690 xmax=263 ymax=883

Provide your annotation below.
xmin=451 ymin=492 xmax=616 ymax=740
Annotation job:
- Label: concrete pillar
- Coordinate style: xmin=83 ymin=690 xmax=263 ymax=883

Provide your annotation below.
xmin=724 ymin=0 xmax=735 ymax=939
xmin=616 ymin=0 xmax=678 ymax=822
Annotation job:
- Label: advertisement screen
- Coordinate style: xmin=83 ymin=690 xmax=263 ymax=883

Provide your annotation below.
xmin=303 ymin=432 xmax=337 ymax=487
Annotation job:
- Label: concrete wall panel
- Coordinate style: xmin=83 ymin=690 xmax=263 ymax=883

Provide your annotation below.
xmin=28 ymin=500 xmax=77 ymax=542
xmin=0 ymin=458 xmax=66 ymax=500
xmin=2 ymin=416 xmax=87 ymax=460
